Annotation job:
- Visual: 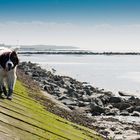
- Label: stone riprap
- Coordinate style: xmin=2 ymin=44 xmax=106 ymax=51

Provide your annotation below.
xmin=18 ymin=62 xmax=140 ymax=117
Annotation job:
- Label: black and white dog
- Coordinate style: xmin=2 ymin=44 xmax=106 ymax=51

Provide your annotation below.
xmin=0 ymin=47 xmax=19 ymax=100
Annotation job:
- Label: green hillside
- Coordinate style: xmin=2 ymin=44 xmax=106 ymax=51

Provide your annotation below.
xmin=0 ymin=80 xmax=104 ymax=140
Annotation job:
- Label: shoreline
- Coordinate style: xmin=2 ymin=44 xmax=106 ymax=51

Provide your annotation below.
xmin=18 ymin=61 xmax=140 ymax=140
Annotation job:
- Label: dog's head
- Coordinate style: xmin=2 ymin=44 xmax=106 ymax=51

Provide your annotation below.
xmin=0 ymin=50 xmax=19 ymax=71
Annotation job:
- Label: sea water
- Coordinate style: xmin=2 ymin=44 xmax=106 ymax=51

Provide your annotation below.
xmin=19 ymin=54 xmax=140 ymax=97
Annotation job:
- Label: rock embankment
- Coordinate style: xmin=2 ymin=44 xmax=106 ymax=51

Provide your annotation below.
xmin=18 ymin=61 xmax=140 ymax=139
xmin=18 ymin=62 xmax=140 ymax=117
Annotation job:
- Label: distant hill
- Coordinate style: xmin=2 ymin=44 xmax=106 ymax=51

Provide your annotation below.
xmin=20 ymin=45 xmax=78 ymax=51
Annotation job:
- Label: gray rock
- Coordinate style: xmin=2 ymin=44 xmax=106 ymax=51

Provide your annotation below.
xmin=93 ymin=98 xmax=104 ymax=107
xmin=126 ymin=106 xmax=135 ymax=113
xmin=128 ymin=96 xmax=136 ymax=100
xmin=61 ymin=99 xmax=78 ymax=106
xmin=103 ymin=91 xmax=114 ymax=96
xmin=46 ymin=71 xmax=52 ymax=77
xmin=118 ymin=91 xmax=133 ymax=97
xmin=56 ymin=80 xmax=65 ymax=87
xmin=58 ymin=95 xmax=68 ymax=100
xmin=77 ymin=89 xmax=84 ymax=94
xmin=52 ymin=91 xmax=61 ymax=97
xmin=67 ymin=87 xmax=75 ymax=94
xmin=106 ymin=112 xmax=116 ymax=116
xmin=32 ymin=72 xmax=39 ymax=77
xmin=110 ymin=127 xmax=116 ymax=131
xmin=78 ymin=101 xmax=90 ymax=107
xmin=48 ymin=82 xmax=58 ymax=88
xmin=119 ymin=102 xmax=131 ymax=110
xmin=105 ymin=108 xmax=120 ymax=116
xmin=131 ymin=111 xmax=140 ymax=117
xmin=75 ymin=107 xmax=91 ymax=114
xmin=44 ymin=85 xmax=52 ymax=93
xmin=99 ymin=130 xmax=110 ymax=136
xmin=109 ymin=96 xmax=122 ymax=103
xmin=99 ymin=95 xmax=110 ymax=104
xmin=120 ymin=111 xmax=129 ymax=116
xmin=134 ymin=106 xmax=140 ymax=112
xmin=53 ymin=75 xmax=62 ymax=81
xmin=107 ymin=104 xmax=113 ymax=109
xmin=85 ymin=89 xmax=92 ymax=96
xmin=112 ymin=102 xmax=131 ymax=110
xmin=68 ymin=91 xmax=79 ymax=98
xmin=78 ymin=101 xmax=86 ymax=107
xmin=90 ymin=102 xmax=105 ymax=115
xmin=67 ymin=105 xmax=76 ymax=110
xmin=114 ymin=131 xmax=123 ymax=135
xmin=81 ymin=95 xmax=91 ymax=102
xmin=25 ymin=71 xmax=32 ymax=76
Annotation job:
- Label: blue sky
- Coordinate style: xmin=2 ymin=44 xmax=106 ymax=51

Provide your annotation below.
xmin=0 ymin=0 xmax=140 ymax=51
xmin=0 ymin=0 xmax=140 ymax=24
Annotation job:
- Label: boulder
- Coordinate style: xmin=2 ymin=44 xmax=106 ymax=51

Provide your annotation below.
xmin=91 ymin=98 xmax=104 ymax=107
xmin=58 ymin=95 xmax=68 ymax=100
xmin=78 ymin=101 xmax=90 ymax=107
xmin=90 ymin=102 xmax=105 ymax=115
xmin=120 ymin=111 xmax=129 ymax=116
xmin=25 ymin=71 xmax=32 ymax=76
xmin=67 ymin=87 xmax=75 ymax=94
xmin=44 ymin=85 xmax=52 ymax=93
xmin=85 ymin=88 xmax=93 ymax=96
xmin=81 ymin=95 xmax=91 ymax=102
xmin=131 ymin=111 xmax=140 ymax=117
xmin=32 ymin=72 xmax=39 ymax=77
xmin=119 ymin=102 xmax=131 ymax=110
xmin=53 ymin=75 xmax=62 ymax=81
xmin=105 ymin=108 xmax=120 ymax=116
xmin=103 ymin=91 xmax=114 ymax=96
xmin=105 ymin=112 xmax=116 ymax=116
xmin=61 ymin=99 xmax=78 ymax=106
xmin=118 ymin=91 xmax=133 ymax=97
xmin=99 ymin=95 xmax=110 ymax=104
xmin=68 ymin=91 xmax=79 ymax=98
xmin=112 ymin=102 xmax=131 ymax=110
xmin=52 ymin=91 xmax=61 ymax=97
xmin=126 ymin=106 xmax=135 ymax=113
xmin=109 ymin=96 xmax=122 ymax=103
xmin=75 ymin=107 xmax=91 ymax=114
xmin=78 ymin=101 xmax=86 ymax=107
xmin=134 ymin=106 xmax=140 ymax=112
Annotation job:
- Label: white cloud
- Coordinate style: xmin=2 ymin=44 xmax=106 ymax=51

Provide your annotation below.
xmin=0 ymin=22 xmax=140 ymax=51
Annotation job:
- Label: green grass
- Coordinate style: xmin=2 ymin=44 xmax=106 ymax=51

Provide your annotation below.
xmin=0 ymin=80 xmax=104 ymax=140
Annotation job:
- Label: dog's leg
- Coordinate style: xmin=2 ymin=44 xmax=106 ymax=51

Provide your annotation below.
xmin=0 ymin=69 xmax=3 ymax=95
xmin=0 ymin=85 xmax=7 ymax=98
xmin=2 ymin=85 xmax=7 ymax=96
xmin=0 ymin=85 xmax=3 ymax=98
xmin=7 ymin=68 xmax=17 ymax=100
xmin=0 ymin=69 xmax=7 ymax=98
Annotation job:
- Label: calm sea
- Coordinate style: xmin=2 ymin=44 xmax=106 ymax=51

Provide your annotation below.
xmin=19 ymin=54 xmax=140 ymax=97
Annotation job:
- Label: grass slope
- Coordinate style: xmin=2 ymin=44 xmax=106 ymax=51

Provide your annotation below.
xmin=0 ymin=80 xmax=104 ymax=140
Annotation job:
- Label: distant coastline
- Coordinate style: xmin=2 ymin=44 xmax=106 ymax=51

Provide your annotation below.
xmin=1 ymin=44 xmax=140 ymax=55
xmin=19 ymin=50 xmax=140 ymax=55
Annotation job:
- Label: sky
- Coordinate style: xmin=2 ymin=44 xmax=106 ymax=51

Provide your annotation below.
xmin=0 ymin=0 xmax=140 ymax=51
